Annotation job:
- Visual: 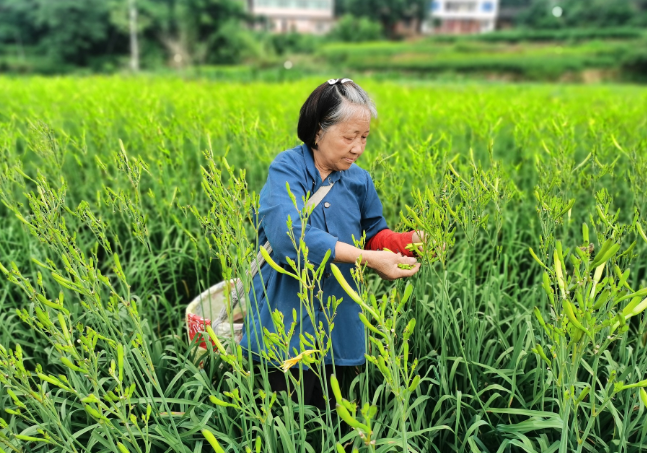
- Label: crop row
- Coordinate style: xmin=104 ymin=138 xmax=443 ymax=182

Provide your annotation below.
xmin=0 ymin=78 xmax=646 ymax=452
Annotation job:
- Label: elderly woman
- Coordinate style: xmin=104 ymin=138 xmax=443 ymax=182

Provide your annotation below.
xmin=239 ymin=78 xmax=422 ymax=410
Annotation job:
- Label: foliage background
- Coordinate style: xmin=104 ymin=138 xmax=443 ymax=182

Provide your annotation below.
xmin=2 ymin=0 xmax=647 ymax=74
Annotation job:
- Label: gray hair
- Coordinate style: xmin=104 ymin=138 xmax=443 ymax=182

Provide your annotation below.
xmin=319 ymin=83 xmax=378 ymax=139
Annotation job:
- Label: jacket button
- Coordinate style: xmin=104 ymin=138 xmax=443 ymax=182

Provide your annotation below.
xmin=324 ymin=202 xmax=330 ymax=208
xmin=324 ymin=272 xmax=331 ymax=278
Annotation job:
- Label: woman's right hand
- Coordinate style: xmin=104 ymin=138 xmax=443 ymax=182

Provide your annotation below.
xmin=365 ymin=250 xmax=421 ymax=281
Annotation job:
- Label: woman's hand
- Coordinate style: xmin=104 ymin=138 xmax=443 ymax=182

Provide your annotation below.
xmin=365 ymin=250 xmax=420 ymax=281
xmin=334 ymin=242 xmax=420 ymax=280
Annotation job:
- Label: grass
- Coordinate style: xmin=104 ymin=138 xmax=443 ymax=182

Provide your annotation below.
xmin=316 ymin=38 xmax=636 ymax=81
xmin=0 ymin=77 xmax=647 ymax=452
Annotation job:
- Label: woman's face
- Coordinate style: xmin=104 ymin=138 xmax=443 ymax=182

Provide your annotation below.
xmin=314 ymin=109 xmax=371 ymax=176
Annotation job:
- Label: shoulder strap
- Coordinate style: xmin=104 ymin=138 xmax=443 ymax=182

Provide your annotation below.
xmin=304 ymin=182 xmax=334 ymax=212
xmin=214 ymin=181 xmax=335 ymax=325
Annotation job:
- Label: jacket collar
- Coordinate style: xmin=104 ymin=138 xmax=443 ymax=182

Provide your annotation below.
xmin=302 ymin=143 xmax=343 ymax=186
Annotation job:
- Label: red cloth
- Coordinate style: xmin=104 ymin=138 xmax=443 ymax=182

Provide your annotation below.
xmin=365 ymin=229 xmax=416 ymax=257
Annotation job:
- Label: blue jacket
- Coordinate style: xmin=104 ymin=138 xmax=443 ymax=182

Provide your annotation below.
xmin=239 ymin=143 xmax=388 ymax=366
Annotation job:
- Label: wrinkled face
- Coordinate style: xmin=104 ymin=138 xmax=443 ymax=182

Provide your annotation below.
xmin=314 ymin=109 xmax=371 ymax=176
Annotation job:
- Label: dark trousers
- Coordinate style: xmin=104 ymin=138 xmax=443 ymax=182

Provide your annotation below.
xmin=264 ymin=363 xmax=345 ymax=412
xmin=261 ymin=364 xmax=355 ymax=452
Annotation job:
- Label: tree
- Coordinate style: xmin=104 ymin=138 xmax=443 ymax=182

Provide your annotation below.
xmin=329 ymin=14 xmax=384 ymax=42
xmin=32 ymin=0 xmax=115 ymax=65
xmin=132 ymin=0 xmax=253 ymax=65
xmin=0 ymin=0 xmax=37 ymax=62
xmin=517 ymin=0 xmax=639 ymax=29
xmin=561 ymin=0 xmax=634 ymax=28
xmin=0 ymin=0 xmax=258 ymax=71
xmin=111 ymin=0 xmax=258 ymax=68
xmin=0 ymin=0 xmax=125 ymax=68
xmin=336 ymin=0 xmax=427 ymax=38
xmin=515 ymin=0 xmax=562 ymax=28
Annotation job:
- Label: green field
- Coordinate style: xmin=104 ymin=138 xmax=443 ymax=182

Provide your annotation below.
xmin=1 ymin=77 xmax=647 ymax=452
xmin=316 ymin=37 xmax=644 ymax=81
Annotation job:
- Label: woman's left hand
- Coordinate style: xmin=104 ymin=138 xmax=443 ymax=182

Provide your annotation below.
xmin=364 ymin=250 xmax=421 ymax=281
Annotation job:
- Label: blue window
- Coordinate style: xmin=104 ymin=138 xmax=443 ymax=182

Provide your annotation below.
xmin=431 ymin=1 xmax=440 ymax=11
xmin=482 ymin=1 xmax=493 ymax=11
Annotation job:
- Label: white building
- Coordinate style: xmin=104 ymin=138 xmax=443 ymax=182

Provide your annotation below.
xmin=250 ymin=0 xmax=335 ymax=34
xmin=424 ymin=0 xmax=499 ymax=34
